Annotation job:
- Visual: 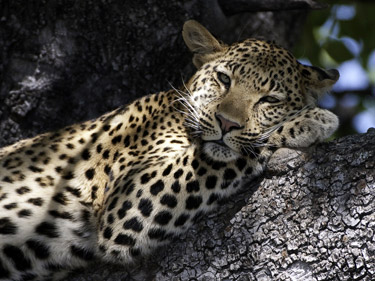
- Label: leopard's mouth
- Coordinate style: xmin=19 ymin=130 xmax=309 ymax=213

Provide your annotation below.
xmin=202 ymin=140 xmax=241 ymax=162
xmin=204 ymin=139 xmax=230 ymax=150
xmin=211 ymin=139 xmax=226 ymax=147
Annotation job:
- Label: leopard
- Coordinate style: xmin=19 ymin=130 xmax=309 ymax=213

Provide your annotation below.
xmin=0 ymin=20 xmax=339 ymax=281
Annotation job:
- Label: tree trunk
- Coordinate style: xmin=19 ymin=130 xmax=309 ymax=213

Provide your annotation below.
xmin=66 ymin=129 xmax=375 ymax=280
xmin=0 ymin=0 xmax=310 ymax=147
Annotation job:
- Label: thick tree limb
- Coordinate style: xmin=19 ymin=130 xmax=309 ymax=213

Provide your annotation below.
xmin=68 ymin=129 xmax=375 ymax=280
xmin=218 ymin=0 xmax=327 ymax=16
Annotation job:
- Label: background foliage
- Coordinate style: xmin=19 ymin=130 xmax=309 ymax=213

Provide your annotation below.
xmin=294 ymin=0 xmax=375 ymax=137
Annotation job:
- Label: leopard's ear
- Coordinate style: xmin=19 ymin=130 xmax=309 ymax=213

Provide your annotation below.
xmin=182 ymin=20 xmax=226 ymax=68
xmin=299 ymin=63 xmax=339 ymax=103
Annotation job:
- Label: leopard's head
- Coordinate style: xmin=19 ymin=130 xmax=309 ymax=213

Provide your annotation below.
xmin=178 ymin=20 xmax=339 ymax=162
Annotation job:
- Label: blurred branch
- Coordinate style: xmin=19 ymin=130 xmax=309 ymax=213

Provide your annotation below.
xmin=333 ymin=87 xmax=375 ymax=98
xmin=218 ymin=0 xmax=328 ymax=16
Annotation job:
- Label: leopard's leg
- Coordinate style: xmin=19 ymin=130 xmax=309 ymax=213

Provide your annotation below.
xmin=267 ymin=107 xmax=339 ymax=149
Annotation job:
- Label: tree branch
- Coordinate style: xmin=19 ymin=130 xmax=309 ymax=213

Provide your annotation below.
xmin=68 ymin=129 xmax=375 ymax=280
xmin=218 ymin=0 xmax=328 ymax=16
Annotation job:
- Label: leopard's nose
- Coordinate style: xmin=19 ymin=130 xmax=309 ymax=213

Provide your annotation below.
xmin=215 ymin=114 xmax=242 ymax=135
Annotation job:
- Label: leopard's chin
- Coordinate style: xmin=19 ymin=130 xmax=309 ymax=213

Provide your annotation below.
xmin=202 ymin=141 xmax=240 ymax=162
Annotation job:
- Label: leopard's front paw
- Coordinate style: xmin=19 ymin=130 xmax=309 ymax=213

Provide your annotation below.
xmin=268 ymin=108 xmax=339 ymax=149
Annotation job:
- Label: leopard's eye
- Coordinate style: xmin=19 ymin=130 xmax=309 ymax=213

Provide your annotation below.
xmin=217 ymin=72 xmax=231 ymax=88
xmin=259 ymin=96 xmax=280 ymax=104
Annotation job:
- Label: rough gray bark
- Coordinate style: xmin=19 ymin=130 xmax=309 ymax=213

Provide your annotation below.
xmin=68 ymin=129 xmax=375 ymax=281
xmin=151 ymin=129 xmax=375 ymax=281
xmin=0 ymin=0 xmax=312 ymax=148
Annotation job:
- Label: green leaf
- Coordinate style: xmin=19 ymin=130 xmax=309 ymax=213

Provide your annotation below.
xmin=323 ymin=39 xmax=353 ymax=63
xmin=339 ymin=3 xmax=375 ymax=67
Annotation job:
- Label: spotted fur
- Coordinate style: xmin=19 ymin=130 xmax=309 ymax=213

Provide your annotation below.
xmin=0 ymin=20 xmax=339 ymax=280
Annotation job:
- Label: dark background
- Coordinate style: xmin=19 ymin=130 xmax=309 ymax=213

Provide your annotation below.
xmin=1 ymin=1 xmax=373 ymax=147
xmin=0 ymin=0 xmax=313 ymax=147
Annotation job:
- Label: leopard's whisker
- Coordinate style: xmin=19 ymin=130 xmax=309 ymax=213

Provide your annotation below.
xmin=256 ymin=105 xmax=311 ymax=142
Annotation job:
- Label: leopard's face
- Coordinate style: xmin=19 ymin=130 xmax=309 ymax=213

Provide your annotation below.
xmin=182 ymin=23 xmax=339 ymax=162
